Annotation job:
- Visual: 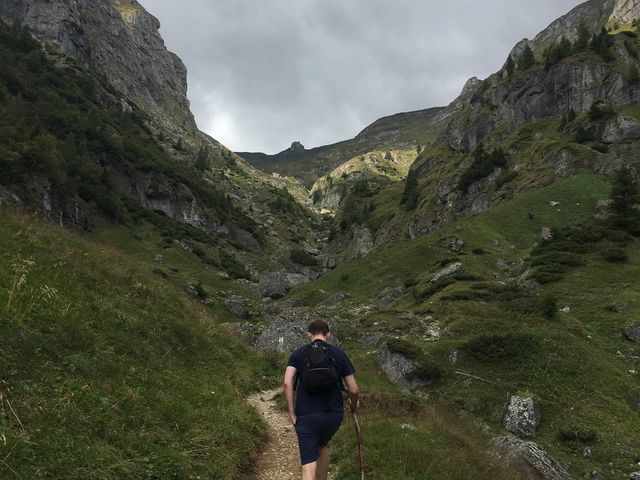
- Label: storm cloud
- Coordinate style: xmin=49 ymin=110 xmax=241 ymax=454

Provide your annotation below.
xmin=142 ymin=0 xmax=583 ymax=153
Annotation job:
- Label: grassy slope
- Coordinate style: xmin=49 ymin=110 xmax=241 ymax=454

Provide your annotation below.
xmin=0 ymin=209 xmax=279 ymax=479
xmin=286 ymin=172 xmax=640 ymax=477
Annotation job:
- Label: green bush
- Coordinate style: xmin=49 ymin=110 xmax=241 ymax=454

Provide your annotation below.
xmin=290 ymin=248 xmax=319 ymax=267
xmin=601 ymin=247 xmax=628 ymax=262
xmin=557 ymin=426 xmax=598 ymax=443
xmin=220 ymin=252 xmax=250 ymax=280
xmin=461 ymin=333 xmax=539 ymax=362
xmin=501 ymin=295 xmax=558 ymax=319
xmin=458 ymin=146 xmax=508 ymax=193
xmin=416 ymin=277 xmax=456 ymax=301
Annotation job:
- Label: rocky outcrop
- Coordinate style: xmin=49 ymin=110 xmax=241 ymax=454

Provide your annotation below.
xmin=0 ymin=0 xmax=197 ymax=139
xmin=254 ymin=316 xmax=310 ymax=353
xmin=345 ymin=227 xmax=374 ymax=262
xmin=258 ymin=272 xmax=291 ymax=299
xmin=491 ymin=434 xmax=572 ymax=480
xmin=590 ymin=115 xmax=640 ymax=144
xmin=431 ymin=262 xmax=464 ymax=282
xmin=503 ymin=396 xmax=542 ymax=437
xmin=441 ymin=56 xmax=640 ymax=152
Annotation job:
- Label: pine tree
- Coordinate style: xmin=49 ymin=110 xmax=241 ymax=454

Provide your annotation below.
xmin=574 ymin=22 xmax=591 ymax=52
xmin=517 ymin=45 xmax=536 ymax=70
xmin=401 ymin=169 xmax=419 ymax=210
xmin=505 ymin=54 xmax=515 ymax=78
xmin=195 ymin=146 xmax=210 ymax=172
xmin=610 ymin=164 xmax=640 ymax=231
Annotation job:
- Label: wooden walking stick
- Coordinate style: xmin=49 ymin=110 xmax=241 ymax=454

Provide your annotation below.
xmin=348 ymin=396 xmax=365 ymax=479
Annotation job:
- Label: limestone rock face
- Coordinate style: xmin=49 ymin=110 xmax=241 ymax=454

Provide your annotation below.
xmin=503 ymin=396 xmax=542 ymax=437
xmin=345 ymin=227 xmax=374 ymax=262
xmin=0 ymin=0 xmax=196 ymax=139
xmin=590 ymin=115 xmax=640 ymax=144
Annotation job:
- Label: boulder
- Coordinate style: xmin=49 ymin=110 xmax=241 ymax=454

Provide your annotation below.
xmin=491 ymin=434 xmax=572 ymax=480
xmin=431 ymin=262 xmax=464 ymax=283
xmin=630 ymin=473 xmax=640 ymax=480
xmin=625 ymin=325 xmax=640 ymax=343
xmin=258 ymin=271 xmax=290 ymax=299
xmin=503 ymin=395 xmax=542 ymax=437
xmin=634 ymin=388 xmax=640 ymax=411
xmin=224 ymin=296 xmax=250 ymax=318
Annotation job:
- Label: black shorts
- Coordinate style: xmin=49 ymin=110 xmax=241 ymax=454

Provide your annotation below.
xmin=295 ymin=412 xmax=344 ymax=465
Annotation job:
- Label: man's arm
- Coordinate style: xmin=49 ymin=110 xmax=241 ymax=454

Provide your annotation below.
xmin=344 ymin=374 xmax=359 ymax=412
xmin=283 ymin=366 xmax=297 ymax=425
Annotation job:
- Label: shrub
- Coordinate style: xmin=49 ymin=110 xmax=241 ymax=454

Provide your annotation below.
xmin=495 ymin=170 xmax=518 ymax=189
xmin=220 ymin=252 xmax=250 ymax=280
xmin=588 ymin=101 xmax=616 ymax=121
xmin=152 ymin=268 xmax=168 ymax=279
xmin=403 ymin=278 xmax=419 ymax=288
xmin=461 ymin=333 xmax=539 ymax=362
xmin=401 ymin=169 xmax=420 ymax=210
xmin=501 ymin=295 xmax=557 ymax=319
xmin=290 ymin=248 xmax=319 ymax=267
xmin=387 ymin=339 xmax=441 ymax=383
xmin=416 ymin=277 xmax=456 ymax=301
xmin=340 ymin=272 xmax=350 ymax=282
xmin=601 ymin=247 xmax=628 ymax=262
xmin=458 ymin=146 xmax=509 ymax=193
xmin=472 ymin=248 xmax=486 ymax=255
xmin=557 ymin=427 xmax=598 ymax=443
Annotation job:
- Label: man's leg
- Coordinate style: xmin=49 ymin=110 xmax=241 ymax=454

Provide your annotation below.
xmin=301 ymin=461 xmax=317 ymax=480
xmin=315 ymin=446 xmax=329 ymax=480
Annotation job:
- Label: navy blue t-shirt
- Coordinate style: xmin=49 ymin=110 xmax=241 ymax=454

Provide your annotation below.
xmin=287 ymin=342 xmax=356 ymax=417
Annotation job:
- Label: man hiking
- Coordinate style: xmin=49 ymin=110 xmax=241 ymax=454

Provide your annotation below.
xmin=283 ymin=319 xmax=359 ymax=480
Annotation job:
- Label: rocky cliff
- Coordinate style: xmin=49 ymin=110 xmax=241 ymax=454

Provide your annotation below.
xmin=0 ymin=0 xmax=197 ymax=140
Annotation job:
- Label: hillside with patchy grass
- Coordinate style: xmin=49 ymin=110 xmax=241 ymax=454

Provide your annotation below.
xmin=0 ymin=209 xmax=282 ymax=479
xmin=282 ymin=172 xmax=640 ymax=478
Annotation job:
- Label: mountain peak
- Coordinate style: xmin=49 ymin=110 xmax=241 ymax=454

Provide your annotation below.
xmin=289 ymin=141 xmax=306 ymax=153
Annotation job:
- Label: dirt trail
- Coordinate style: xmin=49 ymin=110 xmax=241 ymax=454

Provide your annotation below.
xmin=248 ymin=388 xmax=301 ymax=479
xmin=248 ymin=388 xmax=336 ymax=480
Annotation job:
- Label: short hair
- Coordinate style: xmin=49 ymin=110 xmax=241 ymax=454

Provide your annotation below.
xmin=308 ymin=319 xmax=330 ymax=336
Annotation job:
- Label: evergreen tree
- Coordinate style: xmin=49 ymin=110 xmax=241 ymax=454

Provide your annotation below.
xmin=610 ymin=165 xmax=640 ymax=233
xmin=505 ymin=54 xmax=515 ymax=78
xmin=629 ymin=63 xmax=640 ymax=84
xmin=401 ymin=168 xmax=419 ymax=210
xmin=517 ymin=45 xmax=536 ymax=70
xmin=574 ymin=22 xmax=591 ymax=52
xmin=195 ymin=146 xmax=210 ymax=172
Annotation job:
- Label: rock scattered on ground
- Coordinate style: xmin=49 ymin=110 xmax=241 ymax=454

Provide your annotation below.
xmin=432 ymin=262 xmax=464 ymax=283
xmin=224 ymin=295 xmax=250 ymax=318
xmin=442 ymin=236 xmax=465 ymax=253
xmin=625 ymin=325 xmax=640 ymax=343
xmin=540 ymin=227 xmax=553 ymax=241
xmin=491 ymin=434 xmax=572 ymax=480
xmin=503 ymin=395 xmax=541 ymax=437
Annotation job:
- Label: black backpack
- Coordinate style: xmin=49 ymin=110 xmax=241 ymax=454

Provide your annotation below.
xmin=298 ymin=341 xmax=341 ymax=394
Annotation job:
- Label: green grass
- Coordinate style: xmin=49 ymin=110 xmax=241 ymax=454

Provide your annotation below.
xmin=0 ymin=209 xmax=280 ymax=479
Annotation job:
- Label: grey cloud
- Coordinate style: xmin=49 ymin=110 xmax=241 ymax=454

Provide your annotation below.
xmin=142 ymin=0 xmax=583 ymax=153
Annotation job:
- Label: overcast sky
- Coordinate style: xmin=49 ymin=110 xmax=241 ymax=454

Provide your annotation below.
xmin=143 ymin=0 xmax=583 ymax=154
